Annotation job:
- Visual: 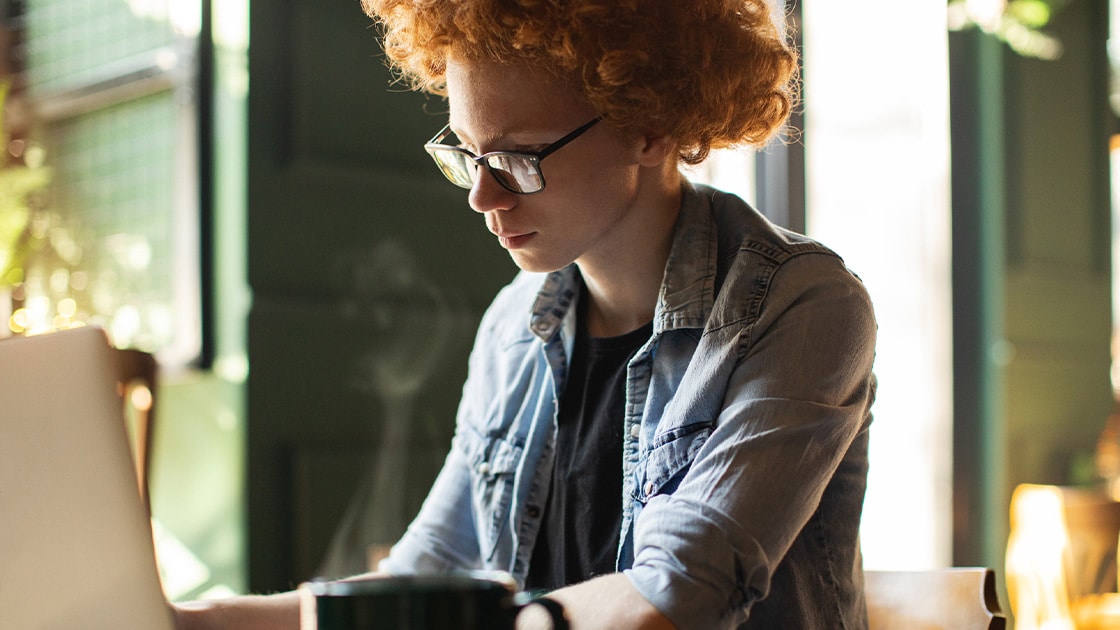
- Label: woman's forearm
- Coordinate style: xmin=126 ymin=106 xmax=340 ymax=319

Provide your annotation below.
xmin=522 ymin=573 xmax=676 ymax=630
xmin=173 ymin=591 xmax=301 ymax=630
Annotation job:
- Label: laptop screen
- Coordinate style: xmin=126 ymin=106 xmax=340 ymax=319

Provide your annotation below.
xmin=0 ymin=327 xmax=173 ymax=629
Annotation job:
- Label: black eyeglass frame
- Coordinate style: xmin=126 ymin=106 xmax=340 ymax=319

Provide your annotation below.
xmin=423 ymin=117 xmax=602 ymax=194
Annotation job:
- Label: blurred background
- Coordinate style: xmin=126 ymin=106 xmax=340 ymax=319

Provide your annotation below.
xmin=0 ymin=0 xmax=1114 ymax=625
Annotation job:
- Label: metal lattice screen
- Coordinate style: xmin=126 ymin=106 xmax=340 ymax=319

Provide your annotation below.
xmin=19 ymin=0 xmax=198 ymax=360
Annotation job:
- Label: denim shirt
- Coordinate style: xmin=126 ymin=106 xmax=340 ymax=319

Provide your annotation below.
xmin=381 ymin=181 xmax=878 ymax=629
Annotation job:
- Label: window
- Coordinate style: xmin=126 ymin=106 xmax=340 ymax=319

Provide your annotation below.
xmin=803 ymin=0 xmax=954 ymax=569
xmin=11 ymin=0 xmax=201 ymax=365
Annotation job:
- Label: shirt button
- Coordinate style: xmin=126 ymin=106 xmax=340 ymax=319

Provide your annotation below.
xmin=477 ymin=462 xmax=490 ymax=475
xmin=644 ymin=481 xmax=655 ymax=496
xmin=630 ymin=424 xmax=641 ymax=438
xmin=527 ymin=506 xmax=541 ymax=518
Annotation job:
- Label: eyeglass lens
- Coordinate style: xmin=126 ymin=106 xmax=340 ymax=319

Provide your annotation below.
xmin=428 ymin=148 xmax=543 ymax=194
xmin=430 ymin=150 xmax=476 ymax=189
xmin=425 ymin=117 xmax=599 ymax=194
xmin=487 ymin=154 xmax=542 ymax=192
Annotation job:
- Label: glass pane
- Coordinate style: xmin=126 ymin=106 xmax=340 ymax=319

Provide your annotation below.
xmin=17 ymin=0 xmax=199 ymax=359
xmin=803 ymin=0 xmax=953 ymax=569
xmin=43 ymin=92 xmax=181 ymax=351
xmin=24 ymin=0 xmax=180 ymax=94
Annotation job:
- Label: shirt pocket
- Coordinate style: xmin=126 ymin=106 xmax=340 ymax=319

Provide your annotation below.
xmin=462 ymin=429 xmax=525 ymax=561
xmin=633 ymin=423 xmax=712 ymax=502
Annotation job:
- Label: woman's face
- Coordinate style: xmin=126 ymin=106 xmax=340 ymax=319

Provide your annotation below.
xmin=443 ymin=57 xmax=653 ymax=273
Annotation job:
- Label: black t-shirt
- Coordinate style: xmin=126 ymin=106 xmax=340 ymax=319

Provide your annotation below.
xmin=525 ymin=288 xmax=653 ymax=592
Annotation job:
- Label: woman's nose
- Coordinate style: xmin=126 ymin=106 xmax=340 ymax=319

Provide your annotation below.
xmin=468 ymin=167 xmax=517 ymax=214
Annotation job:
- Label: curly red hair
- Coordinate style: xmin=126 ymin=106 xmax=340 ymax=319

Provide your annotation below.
xmin=362 ymin=0 xmax=798 ymax=164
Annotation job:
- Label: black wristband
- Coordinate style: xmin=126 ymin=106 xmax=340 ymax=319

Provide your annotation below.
xmin=528 ymin=595 xmax=570 ymax=630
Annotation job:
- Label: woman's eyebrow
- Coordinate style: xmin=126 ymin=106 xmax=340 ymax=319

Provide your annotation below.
xmin=449 ymin=120 xmax=553 ymax=150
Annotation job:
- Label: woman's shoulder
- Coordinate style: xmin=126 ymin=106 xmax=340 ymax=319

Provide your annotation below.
xmin=681 ymin=182 xmax=861 ymax=285
xmin=684 ymin=184 xmax=873 ymax=326
xmin=689 ymin=183 xmax=840 ymax=263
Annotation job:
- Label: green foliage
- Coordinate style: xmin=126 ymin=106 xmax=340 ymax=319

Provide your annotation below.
xmin=1006 ymin=0 xmax=1054 ymax=28
xmin=948 ymin=0 xmax=1070 ymax=60
xmin=0 ymin=82 xmax=53 ymax=288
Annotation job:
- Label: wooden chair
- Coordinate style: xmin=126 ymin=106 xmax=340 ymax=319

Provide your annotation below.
xmin=865 ymin=567 xmax=1007 ymax=630
xmin=112 ymin=347 xmax=158 ymax=513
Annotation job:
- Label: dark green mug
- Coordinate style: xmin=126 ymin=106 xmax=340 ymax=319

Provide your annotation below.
xmin=299 ymin=573 xmax=568 ymax=630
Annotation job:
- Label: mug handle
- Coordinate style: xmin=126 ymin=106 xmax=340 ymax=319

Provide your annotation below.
xmin=518 ymin=595 xmax=570 ymax=630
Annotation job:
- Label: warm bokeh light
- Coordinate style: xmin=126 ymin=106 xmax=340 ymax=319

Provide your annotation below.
xmin=130 ymin=384 xmax=153 ymax=414
xmin=1006 ymin=485 xmax=1077 ymax=630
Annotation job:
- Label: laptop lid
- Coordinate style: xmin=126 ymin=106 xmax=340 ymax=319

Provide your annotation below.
xmin=0 ymin=326 xmax=174 ymax=629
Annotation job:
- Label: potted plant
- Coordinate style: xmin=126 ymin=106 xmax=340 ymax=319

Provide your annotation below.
xmin=947 ymin=0 xmax=1071 ymax=59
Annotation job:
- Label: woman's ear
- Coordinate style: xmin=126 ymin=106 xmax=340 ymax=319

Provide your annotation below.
xmin=637 ymin=133 xmax=678 ymax=168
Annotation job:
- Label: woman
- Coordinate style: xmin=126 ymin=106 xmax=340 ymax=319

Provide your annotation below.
xmin=176 ymin=1 xmax=877 ymax=628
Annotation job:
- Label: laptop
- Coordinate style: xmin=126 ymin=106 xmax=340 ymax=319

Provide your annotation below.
xmin=0 ymin=326 xmax=174 ymax=629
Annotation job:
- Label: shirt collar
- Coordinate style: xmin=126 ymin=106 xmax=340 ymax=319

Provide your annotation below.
xmin=654 ymin=179 xmax=718 ymax=333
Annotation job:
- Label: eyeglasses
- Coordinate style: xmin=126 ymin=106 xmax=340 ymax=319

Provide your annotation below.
xmin=423 ymin=117 xmax=601 ymax=194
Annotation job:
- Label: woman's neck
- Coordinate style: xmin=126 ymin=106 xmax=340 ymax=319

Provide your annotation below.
xmin=577 ymin=174 xmax=682 ymax=338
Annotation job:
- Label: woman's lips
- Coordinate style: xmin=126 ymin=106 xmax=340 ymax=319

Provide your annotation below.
xmin=496 ymin=231 xmax=536 ymax=249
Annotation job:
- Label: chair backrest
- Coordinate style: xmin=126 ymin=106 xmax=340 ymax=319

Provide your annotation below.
xmin=113 ymin=347 xmax=158 ymax=513
xmin=865 ymin=567 xmax=1007 ymax=630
